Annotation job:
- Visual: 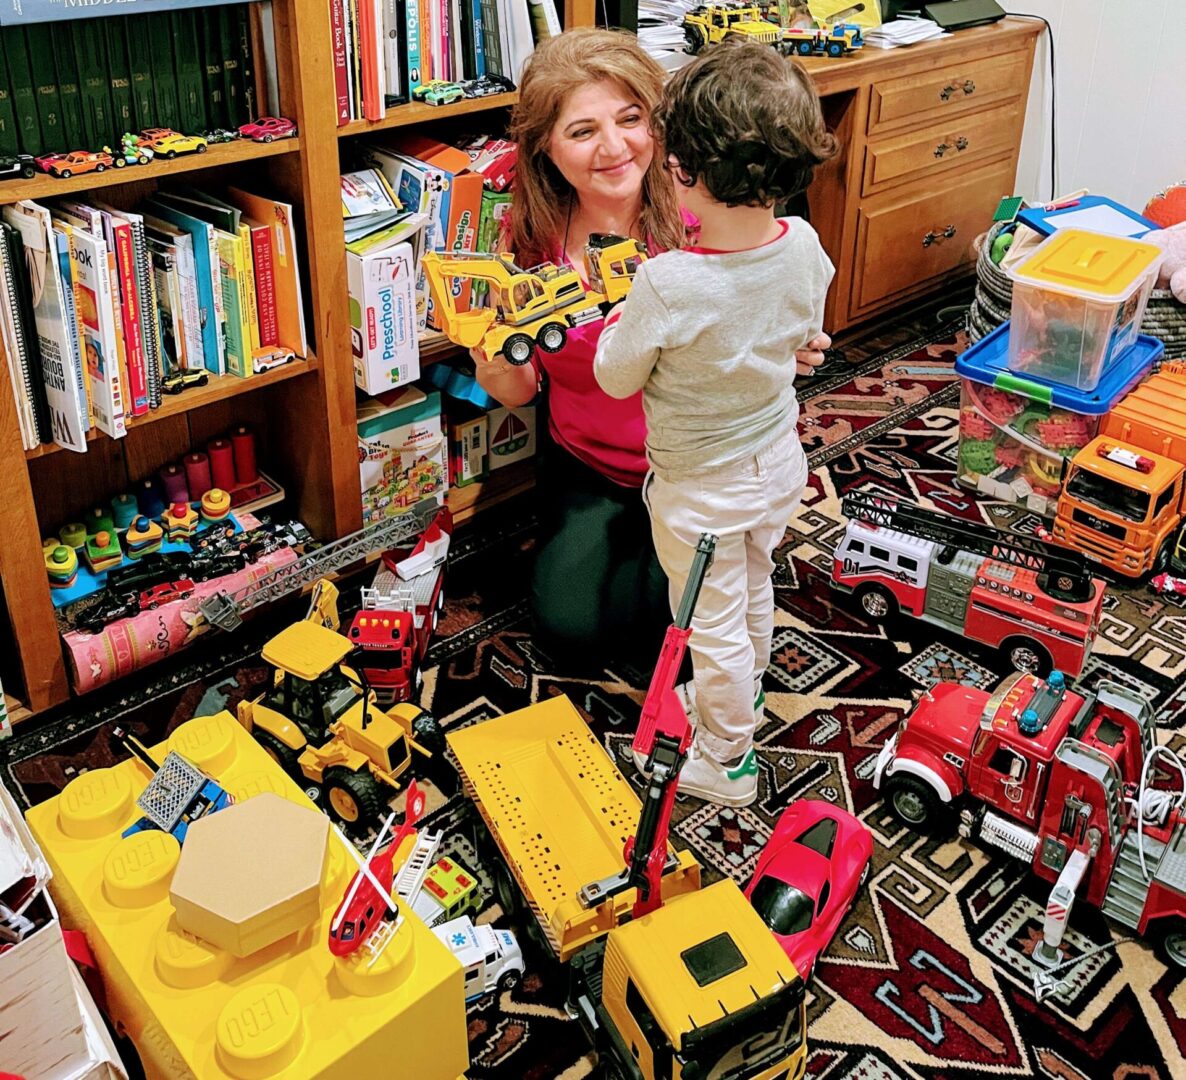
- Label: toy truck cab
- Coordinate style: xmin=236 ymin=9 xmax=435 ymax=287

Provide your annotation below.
xmin=432 ymin=916 xmax=524 ymax=1000
xmin=584 ymin=234 xmax=647 ymax=304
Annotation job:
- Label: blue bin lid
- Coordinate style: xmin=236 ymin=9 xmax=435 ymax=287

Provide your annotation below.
xmin=954 ymin=320 xmax=1163 ymax=413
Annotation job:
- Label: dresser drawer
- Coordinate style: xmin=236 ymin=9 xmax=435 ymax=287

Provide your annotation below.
xmin=851 ymin=159 xmax=1015 ymax=317
xmin=868 ymin=50 xmax=1029 ymax=136
xmin=862 ymin=101 xmax=1021 ymax=197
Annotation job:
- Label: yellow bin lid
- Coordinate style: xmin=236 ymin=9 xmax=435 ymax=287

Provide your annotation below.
xmin=1010 ymin=228 xmax=1163 ymax=302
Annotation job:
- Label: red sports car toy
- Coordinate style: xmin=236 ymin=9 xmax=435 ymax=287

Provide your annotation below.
xmin=745 ymin=799 xmax=873 ymax=979
xmin=238 ymin=116 xmax=297 ymax=143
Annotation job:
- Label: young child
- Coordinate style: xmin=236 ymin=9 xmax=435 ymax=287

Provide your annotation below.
xmin=593 ymin=39 xmax=837 ymax=807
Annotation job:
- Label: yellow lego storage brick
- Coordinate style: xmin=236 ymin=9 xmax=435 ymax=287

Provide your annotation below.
xmin=24 ymin=711 xmax=468 ymax=1080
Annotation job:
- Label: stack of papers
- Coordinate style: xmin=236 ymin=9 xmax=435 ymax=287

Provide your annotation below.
xmin=865 ymin=13 xmax=949 ymax=48
xmin=342 ymin=169 xmax=408 ymax=244
xmin=637 ymin=0 xmax=699 ymax=68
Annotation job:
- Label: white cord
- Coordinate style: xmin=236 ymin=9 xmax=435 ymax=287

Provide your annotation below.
xmin=1128 ymin=746 xmax=1186 ymax=881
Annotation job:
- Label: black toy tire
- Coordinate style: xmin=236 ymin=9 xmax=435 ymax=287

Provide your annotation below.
xmin=537 ymin=323 xmax=567 ymax=353
xmin=20 ymin=163 xmax=34 ymax=178
xmin=165 ymin=149 xmax=176 ymax=159
xmin=857 ymin=584 xmax=897 ymax=621
xmin=255 ymin=730 xmax=303 ymax=774
xmin=1002 ymin=637 xmax=1052 ymax=677
xmin=323 ymin=767 xmax=383 ymax=830
xmin=503 ymin=334 xmax=534 ymax=365
xmin=1153 ymin=918 xmax=1186 ymax=970
xmin=60 ymin=169 xmax=72 ymax=178
xmin=497 ymin=969 xmax=521 ymax=992
xmin=196 ymin=143 xmax=207 ymax=153
xmin=883 ymin=774 xmax=942 ymax=834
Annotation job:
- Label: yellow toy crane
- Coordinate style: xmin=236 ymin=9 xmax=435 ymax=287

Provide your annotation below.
xmin=421 ymin=233 xmax=646 ymax=366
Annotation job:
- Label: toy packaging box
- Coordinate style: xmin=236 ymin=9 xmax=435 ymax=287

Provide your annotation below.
xmin=347 ymin=241 xmax=419 ymax=394
xmin=487 ymin=403 xmax=537 ymax=469
xmin=358 ymin=386 xmax=447 ymax=523
xmin=447 ymin=405 xmax=489 ymax=488
xmin=954 ymin=322 xmax=1162 ymax=516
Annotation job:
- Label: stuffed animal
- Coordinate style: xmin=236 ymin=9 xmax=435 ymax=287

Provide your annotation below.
xmin=1146 ymin=222 xmax=1186 ymax=303
xmin=1145 ymin=182 xmax=1186 ymax=229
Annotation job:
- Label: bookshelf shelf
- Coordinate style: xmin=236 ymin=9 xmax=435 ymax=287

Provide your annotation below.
xmin=0 ymin=138 xmax=303 ymax=207
xmin=338 ymin=93 xmax=519 ymax=137
xmin=448 ymin=460 xmax=536 ymax=525
xmin=23 ymin=357 xmax=320 ymax=460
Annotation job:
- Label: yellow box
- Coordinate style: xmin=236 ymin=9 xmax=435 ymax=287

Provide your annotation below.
xmin=24 ymin=711 xmax=468 ymax=1080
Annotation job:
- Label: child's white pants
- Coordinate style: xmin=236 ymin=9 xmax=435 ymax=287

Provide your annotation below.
xmin=644 ymin=430 xmax=808 ymax=762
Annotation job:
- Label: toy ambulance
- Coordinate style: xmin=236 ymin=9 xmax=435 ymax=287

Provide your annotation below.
xmin=431 ymin=916 xmax=524 ymax=1000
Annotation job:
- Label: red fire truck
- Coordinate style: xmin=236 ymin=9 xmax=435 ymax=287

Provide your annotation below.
xmin=831 ymin=492 xmax=1106 ymax=677
xmin=347 ymin=508 xmax=451 ymax=705
xmin=876 ymin=670 xmax=1186 ymax=971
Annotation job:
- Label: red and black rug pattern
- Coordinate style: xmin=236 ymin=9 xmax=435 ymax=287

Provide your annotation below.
xmin=5 ymin=326 xmax=1186 ymax=1079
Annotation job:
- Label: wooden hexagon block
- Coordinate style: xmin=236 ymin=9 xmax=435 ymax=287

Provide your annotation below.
xmin=170 ymin=792 xmax=330 ymax=957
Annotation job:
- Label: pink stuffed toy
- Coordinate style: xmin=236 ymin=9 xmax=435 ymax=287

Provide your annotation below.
xmin=1147 ymin=223 xmax=1186 ymax=303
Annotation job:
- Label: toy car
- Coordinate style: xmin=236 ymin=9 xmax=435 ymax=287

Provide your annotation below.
xmin=0 ymin=153 xmax=37 ymax=180
xmin=141 ymin=132 xmax=208 ymax=158
xmin=203 ymin=127 xmax=239 ymax=144
xmin=107 ymin=552 xmax=196 ymax=593
xmin=461 ymin=74 xmax=516 ymax=99
xmin=77 ymin=591 xmax=140 ymax=634
xmin=251 ymin=345 xmax=296 ymax=373
xmin=35 ymin=149 xmax=121 ymax=178
xmin=744 ymin=799 xmax=873 ymax=979
xmin=238 ymin=116 xmax=297 ymax=142
xmin=139 ymin=579 xmax=196 ymax=609
xmin=163 ymin=369 xmax=210 ymax=394
xmin=412 ymin=80 xmax=466 ymax=106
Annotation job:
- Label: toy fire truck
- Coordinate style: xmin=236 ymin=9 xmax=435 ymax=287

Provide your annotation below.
xmin=831 ymin=492 xmax=1106 ymax=677
xmin=876 ymin=669 xmax=1186 ymax=974
xmin=348 ymin=509 xmax=451 ymax=705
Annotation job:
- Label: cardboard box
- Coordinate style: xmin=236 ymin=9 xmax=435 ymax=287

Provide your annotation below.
xmin=447 ymin=407 xmax=488 ymax=488
xmin=347 ymin=241 xmax=419 ymax=394
xmin=358 ymin=386 xmax=447 ymax=523
xmin=487 ymin=403 xmax=537 ymax=469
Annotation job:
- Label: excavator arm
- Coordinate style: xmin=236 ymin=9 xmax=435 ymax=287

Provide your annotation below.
xmin=420 ymin=251 xmax=502 ymax=351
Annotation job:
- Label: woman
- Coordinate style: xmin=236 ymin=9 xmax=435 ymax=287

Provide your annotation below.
xmin=476 ymin=29 xmax=827 ymax=664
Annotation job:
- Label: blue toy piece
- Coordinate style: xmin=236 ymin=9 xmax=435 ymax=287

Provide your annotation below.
xmin=422 ymin=358 xmax=496 ymax=410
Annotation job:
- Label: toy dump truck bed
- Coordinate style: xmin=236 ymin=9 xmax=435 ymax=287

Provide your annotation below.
xmin=448 ymin=695 xmax=699 ymax=961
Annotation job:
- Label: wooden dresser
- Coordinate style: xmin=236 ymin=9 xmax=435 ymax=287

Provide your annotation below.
xmin=802 ymin=19 xmax=1043 ymax=333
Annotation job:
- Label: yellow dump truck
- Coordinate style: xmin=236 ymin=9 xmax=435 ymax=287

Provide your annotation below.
xmin=449 ymin=696 xmax=807 ymax=1080
xmin=682 ymin=4 xmax=780 ymax=52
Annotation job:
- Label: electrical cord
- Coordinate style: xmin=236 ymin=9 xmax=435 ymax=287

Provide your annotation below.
xmin=1010 ymin=13 xmax=1057 ymax=200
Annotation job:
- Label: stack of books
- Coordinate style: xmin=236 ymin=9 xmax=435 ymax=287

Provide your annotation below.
xmin=2 ymin=187 xmax=308 ymax=453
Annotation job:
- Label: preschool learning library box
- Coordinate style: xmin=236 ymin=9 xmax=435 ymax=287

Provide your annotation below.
xmin=358 ymin=386 xmax=447 ymax=524
xmin=347 ymin=240 xmax=419 ymax=394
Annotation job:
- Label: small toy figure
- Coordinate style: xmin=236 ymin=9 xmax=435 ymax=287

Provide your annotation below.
xmin=0 ymin=152 xmax=37 ymax=180
xmin=238 ymin=116 xmax=297 ymax=142
xmin=412 ymin=81 xmax=466 ymax=106
xmin=35 ymin=149 xmax=122 ymax=178
xmin=118 ymin=133 xmax=153 ymax=166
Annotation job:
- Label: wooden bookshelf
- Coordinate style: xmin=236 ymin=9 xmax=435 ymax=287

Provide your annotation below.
xmin=338 ymin=93 xmax=518 ymax=137
xmin=449 ymin=461 xmax=536 ymax=526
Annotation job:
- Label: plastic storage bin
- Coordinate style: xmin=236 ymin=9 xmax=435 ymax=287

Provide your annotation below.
xmin=1006 ymin=229 xmax=1163 ymax=391
xmin=955 ymin=321 xmax=1162 ymax=516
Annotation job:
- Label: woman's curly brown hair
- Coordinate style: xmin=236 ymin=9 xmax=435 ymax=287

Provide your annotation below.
xmin=653 ymin=38 xmax=838 ymax=208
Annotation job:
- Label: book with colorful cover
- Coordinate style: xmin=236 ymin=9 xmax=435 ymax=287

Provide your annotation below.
xmin=235 ymin=221 xmax=260 ymax=356
xmin=148 ymin=238 xmax=185 ymax=377
xmin=331 ymin=0 xmax=350 ymax=125
xmin=67 ymin=226 xmax=126 ymax=438
xmin=96 ymin=210 xmax=149 ymax=416
xmin=53 ymin=224 xmax=92 ymax=431
xmin=243 ymin=215 xmax=277 ymax=348
xmin=212 ymin=229 xmax=248 ymax=377
xmin=143 ymin=214 xmax=204 ymax=371
xmin=405 ymin=0 xmax=423 ymax=92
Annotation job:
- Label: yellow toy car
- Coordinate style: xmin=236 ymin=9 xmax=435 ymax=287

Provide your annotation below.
xmin=138 ymin=130 xmax=208 ymax=158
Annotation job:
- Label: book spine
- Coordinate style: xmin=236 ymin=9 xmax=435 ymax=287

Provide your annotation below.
xmin=478 ymin=0 xmax=501 ymax=79
xmin=55 ymin=227 xmax=91 ymax=432
xmin=471 ymin=0 xmax=486 ymax=78
xmin=208 ymin=228 xmax=227 ymax=375
xmin=105 ymin=17 xmax=134 ymax=142
xmin=173 ymin=10 xmax=207 ymax=135
xmin=250 ymin=226 xmax=278 ymax=347
xmin=0 ymin=0 xmax=248 ymax=26
xmin=74 ymin=20 xmax=115 ymax=147
xmin=142 ymin=252 xmax=164 ymax=405
xmin=54 ymin=32 xmax=86 ymax=150
xmin=27 ymin=25 xmax=63 ymax=149
xmin=174 ymin=238 xmax=204 ymax=370
xmin=405 ymin=0 xmax=422 ymax=92
xmin=4 ymin=28 xmax=40 ymax=155
xmin=236 ymin=225 xmax=260 ymax=357
xmin=349 ymin=0 xmax=363 ymax=120
xmin=201 ymin=9 xmax=227 ymax=130
xmin=219 ymin=7 xmax=245 ymax=128
xmin=234 ymin=5 xmax=256 ymax=121
xmin=112 ymin=223 xmax=148 ymax=416
xmin=107 ymin=248 xmax=130 ymax=422
xmin=124 ymin=14 xmax=155 ymax=132
xmin=215 ymin=235 xmax=246 ymax=377
xmin=331 ymin=0 xmax=350 ymax=125
xmin=0 ymin=63 xmax=20 ymax=157
xmin=358 ymin=0 xmax=378 ymax=122
xmin=130 ymin=220 xmax=161 ymax=409
xmin=0 ymin=239 xmax=36 ymax=449
xmin=75 ymin=233 xmax=126 ymax=438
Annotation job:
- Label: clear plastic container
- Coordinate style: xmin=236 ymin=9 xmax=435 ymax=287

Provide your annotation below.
xmin=954 ymin=322 xmax=1162 ymax=517
xmin=1006 ymin=229 xmax=1163 ymax=391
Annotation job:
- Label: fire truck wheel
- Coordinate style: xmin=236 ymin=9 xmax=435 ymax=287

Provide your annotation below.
xmin=323 ymin=767 xmax=382 ymax=830
xmin=255 ymin=731 xmax=302 ymax=774
xmin=884 ymin=775 xmax=942 ymax=833
xmin=497 ymin=968 xmax=522 ymax=992
xmin=1154 ymin=920 xmax=1186 ymax=970
xmin=503 ymin=334 xmax=535 ymax=365
xmin=857 ymin=585 xmax=896 ymax=621
xmin=1003 ymin=638 xmax=1052 ymax=677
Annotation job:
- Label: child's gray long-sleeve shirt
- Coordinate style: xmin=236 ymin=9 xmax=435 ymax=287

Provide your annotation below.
xmin=593 ymin=217 xmax=834 ymax=479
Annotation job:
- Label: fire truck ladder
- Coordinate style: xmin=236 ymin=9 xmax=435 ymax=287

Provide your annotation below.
xmin=198 ymin=503 xmax=439 ymax=632
xmin=395 ymin=829 xmax=443 ymax=905
xmin=841 ymin=491 xmax=1096 ymax=601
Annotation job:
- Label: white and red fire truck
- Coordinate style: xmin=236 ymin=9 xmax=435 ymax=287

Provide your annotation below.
xmin=347 ymin=508 xmax=451 ymax=705
xmin=831 ymin=492 xmax=1106 ymax=677
xmin=876 ymin=669 xmax=1186 ymax=971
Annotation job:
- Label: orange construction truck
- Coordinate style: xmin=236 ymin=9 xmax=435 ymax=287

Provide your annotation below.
xmin=1051 ymin=363 xmax=1186 ymax=577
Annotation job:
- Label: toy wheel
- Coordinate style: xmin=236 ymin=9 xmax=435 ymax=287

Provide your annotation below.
xmin=1153 ymin=539 xmax=1173 ymax=576
xmin=413 ymin=666 xmax=424 ymax=695
xmin=60 ymin=169 xmax=72 ymax=178
xmin=95 ymin=163 xmax=106 ymax=172
xmin=797 ymin=40 xmax=814 ymax=55
xmin=1153 ymin=919 xmax=1186 ymax=970
xmin=196 ymin=143 xmax=207 ymax=153
xmin=255 ymin=730 xmax=302 ymax=775
xmin=410 ymin=707 xmax=446 ymax=757
xmin=147 ymin=600 xmax=158 ymax=610
xmin=165 ymin=149 xmax=176 ymax=159
xmin=683 ymin=25 xmax=706 ymax=53
xmin=323 ymin=767 xmax=383 ymax=830
xmin=263 ymin=134 xmax=274 ymax=143
xmin=113 ymin=158 xmax=126 ymax=168
xmin=859 ymin=860 xmax=871 ymax=889
xmin=537 ymin=323 xmax=567 ymax=353
xmin=857 ymin=585 xmax=897 ymax=621
xmin=1002 ymin=637 xmax=1052 ymax=677
xmin=497 ymin=969 xmax=522 ymax=992
xmin=883 ymin=774 xmax=942 ymax=833
xmin=503 ymin=334 xmax=534 ymax=366
xmin=20 ymin=163 xmax=34 ymax=178
xmin=827 ymin=41 xmax=844 ymax=56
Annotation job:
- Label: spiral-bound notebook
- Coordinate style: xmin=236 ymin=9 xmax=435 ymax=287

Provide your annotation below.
xmin=0 ymin=221 xmax=51 ymax=447
xmin=128 ymin=215 xmax=163 ymax=408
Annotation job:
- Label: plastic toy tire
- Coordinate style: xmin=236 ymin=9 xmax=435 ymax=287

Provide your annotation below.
xmin=1002 ymin=637 xmax=1052 ymax=677
xmin=263 ymin=134 xmax=274 ymax=143
xmin=797 ymin=41 xmax=813 ymax=55
xmin=196 ymin=144 xmax=207 ymax=153
xmin=165 ymin=150 xmax=176 ymax=159
xmin=113 ymin=158 xmax=126 ymax=169
xmin=537 ymin=323 xmax=567 ymax=353
xmin=95 ymin=163 xmax=106 ymax=172
xmin=323 ymin=767 xmax=383 ymax=829
xmin=883 ymin=774 xmax=942 ymax=834
xmin=857 ymin=585 xmax=897 ymax=621
xmin=1153 ymin=919 xmax=1186 ymax=970
xmin=497 ymin=969 xmax=521 ymax=992
xmin=503 ymin=334 xmax=534 ymax=366
xmin=684 ymin=25 xmax=706 ymax=53
xmin=1153 ymin=540 xmax=1173 ymax=576
xmin=254 ymin=730 xmax=302 ymax=775
xmin=60 ymin=169 xmax=72 ymax=178
xmin=20 ymin=163 xmax=34 ymax=178
xmin=827 ymin=41 xmax=844 ymax=56
xmin=411 ymin=709 xmax=446 ymax=758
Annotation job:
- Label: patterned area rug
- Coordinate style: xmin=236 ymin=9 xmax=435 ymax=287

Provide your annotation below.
xmin=6 ymin=321 xmax=1186 ymax=1080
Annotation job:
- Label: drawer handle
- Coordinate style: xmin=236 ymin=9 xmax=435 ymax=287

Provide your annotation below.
xmin=963 ymin=79 xmax=976 ymax=95
xmin=933 ymin=136 xmax=970 ymax=158
xmin=939 ymin=80 xmax=977 ymax=102
xmin=923 ymin=225 xmax=958 ymax=247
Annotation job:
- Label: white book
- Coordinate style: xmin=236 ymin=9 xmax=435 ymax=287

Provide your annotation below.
xmin=503 ymin=0 xmax=535 ymax=83
xmin=450 ymin=0 xmax=464 ymax=80
xmin=373 ymin=0 xmax=387 ymax=99
xmin=428 ymin=0 xmax=443 ymax=81
xmin=2 ymin=201 xmax=88 ymax=452
xmin=68 ymin=228 xmax=127 ymax=439
xmin=144 ymin=214 xmax=204 ymax=372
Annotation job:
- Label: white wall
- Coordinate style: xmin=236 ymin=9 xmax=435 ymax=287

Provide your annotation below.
xmin=1006 ymin=0 xmax=1186 ymax=210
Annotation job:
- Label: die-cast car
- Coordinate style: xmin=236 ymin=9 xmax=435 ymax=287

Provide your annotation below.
xmin=144 ymin=132 xmax=208 ymax=158
xmin=412 ymin=80 xmax=465 ymax=106
xmin=461 ymin=74 xmax=516 ymax=99
xmin=238 ymin=117 xmax=297 ymax=142
xmin=0 ymin=153 xmax=37 ymax=180
xmin=36 ymin=149 xmax=121 ymax=178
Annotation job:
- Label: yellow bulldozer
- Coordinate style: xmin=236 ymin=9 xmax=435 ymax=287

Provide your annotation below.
xmin=682 ymin=3 xmax=781 ymax=53
xmin=421 ymin=233 xmax=646 ymax=367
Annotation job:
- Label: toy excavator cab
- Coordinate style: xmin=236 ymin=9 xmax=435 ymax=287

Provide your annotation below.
xmin=584 ymin=234 xmax=647 ymax=304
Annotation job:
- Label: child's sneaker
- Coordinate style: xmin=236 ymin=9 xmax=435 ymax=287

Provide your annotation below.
xmin=677 ymin=741 xmax=758 ymax=807
xmin=754 ymin=687 xmax=766 ymax=726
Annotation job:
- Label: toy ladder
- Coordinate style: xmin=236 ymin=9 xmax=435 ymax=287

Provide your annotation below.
xmin=364 ymin=913 xmax=405 ymax=968
xmin=395 ymin=829 xmax=442 ymax=904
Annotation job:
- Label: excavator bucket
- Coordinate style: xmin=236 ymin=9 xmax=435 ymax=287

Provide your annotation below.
xmin=421 ymin=251 xmax=500 ymax=351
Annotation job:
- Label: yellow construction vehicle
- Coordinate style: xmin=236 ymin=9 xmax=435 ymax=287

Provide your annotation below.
xmin=682 ymin=3 xmax=781 ymax=52
xmin=421 ymin=233 xmax=646 ymax=366
xmin=237 ymin=615 xmax=450 ymax=830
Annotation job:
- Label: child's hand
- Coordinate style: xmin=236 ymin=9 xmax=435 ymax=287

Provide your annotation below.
xmin=795 ymin=332 xmax=831 ymax=376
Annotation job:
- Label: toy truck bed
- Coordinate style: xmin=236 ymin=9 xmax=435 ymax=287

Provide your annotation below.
xmin=448 ymin=695 xmax=699 ymax=962
xmin=1102 ymin=367 xmax=1186 ymax=463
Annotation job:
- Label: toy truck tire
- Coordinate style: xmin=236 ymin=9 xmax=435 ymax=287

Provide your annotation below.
xmin=497 ymin=968 xmax=522 ymax=992
xmin=254 ymin=730 xmax=302 ymax=774
xmin=1152 ymin=918 xmax=1186 ymax=970
xmin=883 ymin=774 xmax=942 ymax=833
xmin=323 ymin=766 xmax=383 ymax=829
xmin=684 ymin=25 xmax=706 ymax=52
xmin=857 ymin=584 xmax=897 ymax=620
xmin=827 ymin=41 xmax=844 ymax=56
xmin=503 ymin=334 xmax=535 ymax=365
xmin=1001 ymin=637 xmax=1052 ymax=676
xmin=410 ymin=708 xmax=446 ymax=758
xmin=1153 ymin=539 xmax=1173 ymax=576
xmin=797 ymin=40 xmax=813 ymax=55
xmin=537 ymin=323 xmax=567 ymax=353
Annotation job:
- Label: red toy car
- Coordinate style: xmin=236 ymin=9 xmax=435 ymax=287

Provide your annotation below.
xmin=745 ymin=799 xmax=873 ymax=979
xmin=238 ymin=117 xmax=297 ymax=143
xmin=139 ymin=579 xmax=196 ymax=610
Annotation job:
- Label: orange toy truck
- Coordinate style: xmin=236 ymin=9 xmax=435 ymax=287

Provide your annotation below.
xmin=1051 ymin=363 xmax=1186 ymax=577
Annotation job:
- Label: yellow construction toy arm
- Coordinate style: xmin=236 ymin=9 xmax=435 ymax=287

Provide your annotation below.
xmin=421 ymin=251 xmax=500 ymax=352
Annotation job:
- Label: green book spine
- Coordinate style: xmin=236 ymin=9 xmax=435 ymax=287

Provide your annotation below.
xmin=148 ymin=12 xmax=179 ymax=131
xmin=0 ymin=49 xmax=19 ymax=156
xmin=218 ymin=7 xmax=245 ymax=127
xmin=54 ymin=32 xmax=86 ymax=150
xmin=172 ymin=11 xmax=206 ymax=134
xmin=201 ymin=9 xmax=227 ymax=130
xmin=26 ymin=25 xmax=63 ymax=150
xmin=72 ymin=21 xmax=113 ymax=149
xmin=105 ymin=18 xmax=135 ymax=143
xmin=3 ymin=28 xmax=40 ymax=155
xmin=125 ymin=14 xmax=155 ymax=133
xmin=235 ymin=5 xmax=257 ymax=120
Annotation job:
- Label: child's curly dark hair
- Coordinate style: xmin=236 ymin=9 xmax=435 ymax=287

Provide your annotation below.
xmin=653 ymin=38 xmax=838 ymax=208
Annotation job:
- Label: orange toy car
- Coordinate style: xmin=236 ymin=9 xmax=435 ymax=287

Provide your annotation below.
xmin=35 ymin=149 xmax=121 ymax=178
